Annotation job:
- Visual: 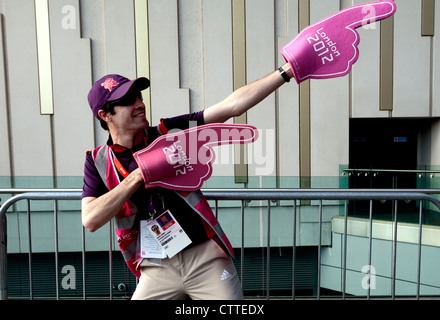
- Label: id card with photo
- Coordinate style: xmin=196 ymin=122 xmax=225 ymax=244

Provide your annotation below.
xmin=140 ymin=220 xmax=166 ymax=259
xmin=145 ymin=210 xmax=192 ymax=258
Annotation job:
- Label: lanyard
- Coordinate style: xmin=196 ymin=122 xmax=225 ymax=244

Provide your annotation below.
xmin=107 ymin=146 xmax=130 ymax=179
xmin=110 ymin=148 xmax=157 ymax=216
xmin=108 ymin=129 xmax=149 ymax=179
xmin=113 ymin=156 xmax=130 ymax=179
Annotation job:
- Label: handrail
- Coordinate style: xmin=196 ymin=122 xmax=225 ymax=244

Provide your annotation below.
xmin=1 ymin=189 xmax=440 ymax=300
xmin=0 ymin=189 xmax=83 ymax=193
xmin=343 ymin=168 xmax=440 ymax=173
xmin=1 ymin=188 xmax=440 ymax=193
xmin=202 ymin=189 xmax=440 ymax=208
xmin=1 ymin=188 xmax=440 ymax=214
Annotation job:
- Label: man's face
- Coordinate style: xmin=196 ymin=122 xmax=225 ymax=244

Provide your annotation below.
xmin=103 ymin=91 xmax=150 ymax=134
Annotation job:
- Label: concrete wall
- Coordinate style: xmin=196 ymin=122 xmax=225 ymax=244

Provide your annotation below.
xmin=321 ymin=216 xmax=440 ymax=296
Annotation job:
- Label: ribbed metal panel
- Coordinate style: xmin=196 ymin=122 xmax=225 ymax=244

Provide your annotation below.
xmin=233 ymin=246 xmax=317 ymax=296
xmin=7 ymin=247 xmax=317 ymax=299
xmin=7 ymin=252 xmax=137 ymax=299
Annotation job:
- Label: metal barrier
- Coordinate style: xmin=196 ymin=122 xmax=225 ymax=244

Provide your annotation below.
xmin=1 ymin=188 xmax=440 ymax=300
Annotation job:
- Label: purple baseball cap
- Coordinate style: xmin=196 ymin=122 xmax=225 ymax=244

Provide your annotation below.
xmin=88 ymin=74 xmax=150 ymax=119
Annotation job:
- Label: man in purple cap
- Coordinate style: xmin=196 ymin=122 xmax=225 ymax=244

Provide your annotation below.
xmin=81 ymin=64 xmax=293 ymax=300
xmin=80 ymin=0 xmax=396 ymax=300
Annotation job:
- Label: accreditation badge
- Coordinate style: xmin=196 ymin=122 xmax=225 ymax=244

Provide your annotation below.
xmin=141 ymin=210 xmax=192 ymax=258
xmin=140 ymin=220 xmax=166 ymax=259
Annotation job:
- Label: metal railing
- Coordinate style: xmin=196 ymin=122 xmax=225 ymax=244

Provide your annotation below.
xmin=1 ymin=188 xmax=440 ymax=300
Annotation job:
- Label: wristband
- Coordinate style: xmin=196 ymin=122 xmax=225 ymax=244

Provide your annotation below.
xmin=278 ymin=67 xmax=290 ymax=83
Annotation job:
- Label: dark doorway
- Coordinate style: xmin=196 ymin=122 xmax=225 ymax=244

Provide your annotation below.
xmin=348 ymin=118 xmax=419 ymax=218
xmin=350 ymin=118 xmax=418 ymax=173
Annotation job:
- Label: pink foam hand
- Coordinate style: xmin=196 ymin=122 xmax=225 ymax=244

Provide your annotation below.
xmin=133 ymin=123 xmax=259 ymax=191
xmin=280 ymin=1 xmax=396 ymax=84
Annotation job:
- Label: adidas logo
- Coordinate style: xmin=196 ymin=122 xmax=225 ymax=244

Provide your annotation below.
xmin=221 ymin=269 xmax=232 ymax=281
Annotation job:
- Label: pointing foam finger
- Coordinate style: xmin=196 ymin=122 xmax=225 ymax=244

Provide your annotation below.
xmin=280 ymin=0 xmax=397 ymax=83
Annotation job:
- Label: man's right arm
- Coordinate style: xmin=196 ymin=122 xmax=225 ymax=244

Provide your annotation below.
xmin=81 ymin=168 xmax=144 ymax=232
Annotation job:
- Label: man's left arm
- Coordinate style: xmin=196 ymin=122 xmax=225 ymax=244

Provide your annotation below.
xmin=203 ymin=63 xmax=293 ymax=124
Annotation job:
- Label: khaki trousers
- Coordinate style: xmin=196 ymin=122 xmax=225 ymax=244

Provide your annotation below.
xmin=131 ymin=238 xmax=243 ymax=300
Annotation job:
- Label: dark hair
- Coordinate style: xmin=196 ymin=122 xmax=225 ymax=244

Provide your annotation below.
xmin=99 ymin=102 xmax=116 ymax=131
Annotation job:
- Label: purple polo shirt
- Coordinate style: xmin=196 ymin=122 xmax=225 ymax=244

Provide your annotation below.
xmin=81 ymin=111 xmax=211 ymax=245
